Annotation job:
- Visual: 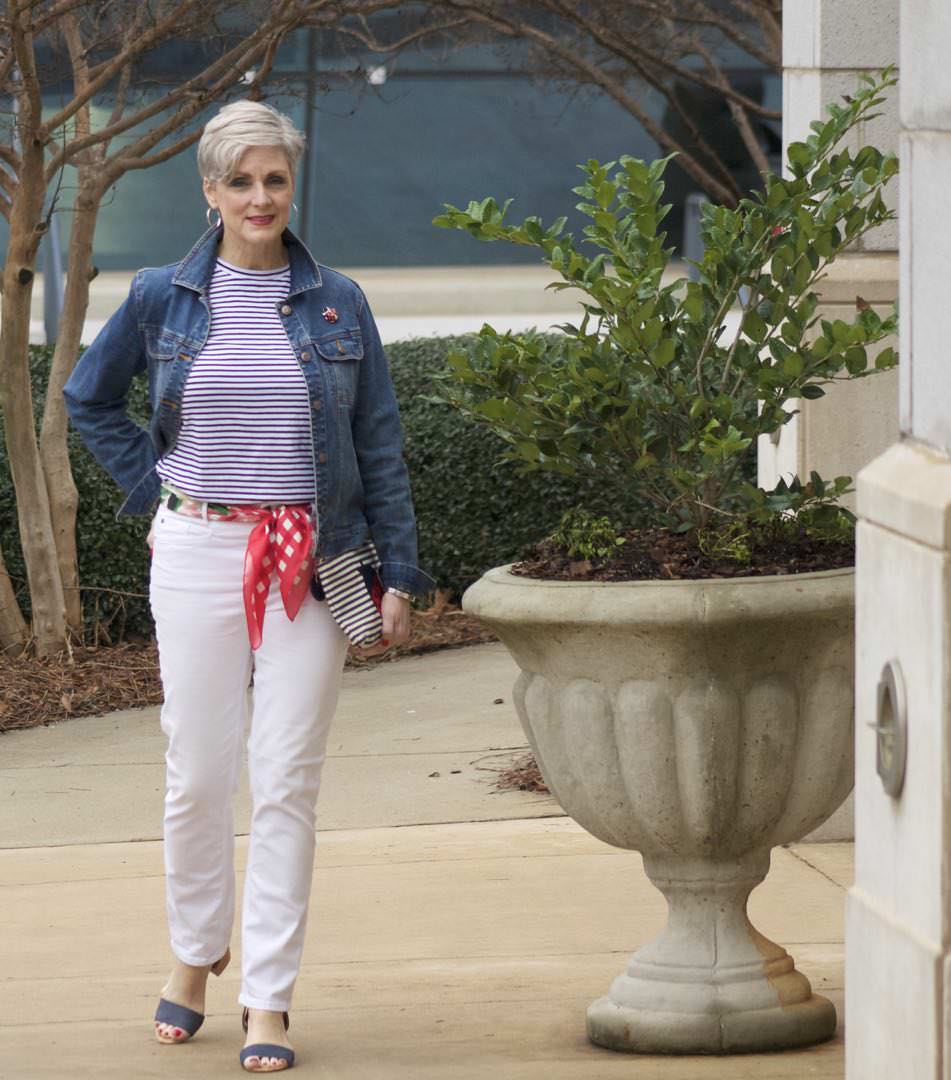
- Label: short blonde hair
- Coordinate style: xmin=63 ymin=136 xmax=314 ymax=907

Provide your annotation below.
xmin=197 ymin=101 xmax=305 ymax=181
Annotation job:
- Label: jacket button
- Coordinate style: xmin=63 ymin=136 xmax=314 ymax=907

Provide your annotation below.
xmin=281 ymin=304 xmax=292 ymax=315
xmin=300 ymin=350 xmax=312 ymax=362
xmin=318 ymin=452 xmax=327 ymax=464
xmin=312 ymin=398 xmax=323 ymax=411
xmin=178 ymin=353 xmax=191 ymax=362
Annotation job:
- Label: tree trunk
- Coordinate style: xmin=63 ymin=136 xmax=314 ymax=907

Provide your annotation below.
xmin=0 ymin=541 xmax=28 ymax=652
xmin=39 ymin=181 xmax=100 ymax=637
xmin=0 ymin=156 xmax=69 ymax=657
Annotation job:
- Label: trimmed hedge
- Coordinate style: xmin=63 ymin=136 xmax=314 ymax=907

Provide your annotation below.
xmin=1 ymin=338 xmax=660 ymax=640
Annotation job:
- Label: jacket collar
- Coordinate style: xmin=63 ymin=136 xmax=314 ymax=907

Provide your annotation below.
xmin=172 ymin=224 xmax=323 ymax=296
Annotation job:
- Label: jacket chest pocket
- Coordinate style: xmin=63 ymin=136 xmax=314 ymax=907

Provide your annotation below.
xmin=315 ymin=328 xmax=363 ymax=407
xmin=144 ymin=329 xmax=197 ymax=441
xmin=145 ymin=327 xmax=192 ymax=362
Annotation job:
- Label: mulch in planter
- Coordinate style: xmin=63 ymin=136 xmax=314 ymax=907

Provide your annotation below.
xmin=513 ymin=525 xmax=854 ymax=583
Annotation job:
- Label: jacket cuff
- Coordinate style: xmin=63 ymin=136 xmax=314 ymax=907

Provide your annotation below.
xmin=379 ymin=561 xmax=436 ymax=598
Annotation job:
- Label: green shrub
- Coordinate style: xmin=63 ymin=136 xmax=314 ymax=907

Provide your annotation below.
xmin=433 ymin=75 xmax=898 ymax=543
xmin=550 ymin=508 xmax=626 ymax=561
xmin=0 ymin=337 xmax=715 ymax=642
xmin=389 ymin=335 xmax=659 ymax=594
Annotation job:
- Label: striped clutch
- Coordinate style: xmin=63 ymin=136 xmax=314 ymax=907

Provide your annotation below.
xmin=314 ymin=541 xmax=384 ymax=647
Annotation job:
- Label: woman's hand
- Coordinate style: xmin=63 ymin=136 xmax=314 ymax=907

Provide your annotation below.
xmin=352 ymin=592 xmax=411 ymax=658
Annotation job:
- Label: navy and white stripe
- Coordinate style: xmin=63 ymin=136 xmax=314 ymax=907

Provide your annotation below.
xmin=157 ymin=259 xmax=314 ymax=503
xmin=317 ymin=541 xmax=383 ymax=646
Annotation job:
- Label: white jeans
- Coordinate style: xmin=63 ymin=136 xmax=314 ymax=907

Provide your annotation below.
xmin=149 ymin=507 xmax=349 ymax=1011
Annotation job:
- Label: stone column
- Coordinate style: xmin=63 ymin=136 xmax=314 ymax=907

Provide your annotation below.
xmin=771 ymin=0 xmax=899 ymax=845
xmin=846 ymin=6 xmax=951 ymax=1079
xmin=760 ymin=0 xmax=899 ymax=508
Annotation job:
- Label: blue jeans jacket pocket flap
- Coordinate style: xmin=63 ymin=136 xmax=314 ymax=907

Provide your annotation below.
xmin=315 ymin=328 xmax=363 ymax=361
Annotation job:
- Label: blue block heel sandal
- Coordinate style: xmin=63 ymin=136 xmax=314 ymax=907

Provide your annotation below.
xmin=240 ymin=1007 xmax=294 ymax=1072
xmin=153 ymin=947 xmax=231 ymax=1044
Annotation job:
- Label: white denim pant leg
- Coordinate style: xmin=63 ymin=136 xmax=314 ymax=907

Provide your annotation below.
xmin=148 ymin=508 xmax=348 ymax=1007
xmin=150 ymin=509 xmax=250 ymax=968
xmin=240 ymin=573 xmax=349 ymax=1011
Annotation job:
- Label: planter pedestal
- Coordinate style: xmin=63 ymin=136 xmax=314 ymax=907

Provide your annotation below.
xmin=464 ymin=566 xmax=854 ymax=1055
xmin=587 ymin=854 xmax=836 ymax=1053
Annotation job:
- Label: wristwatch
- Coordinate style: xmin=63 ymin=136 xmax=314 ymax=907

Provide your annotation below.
xmin=385 ymin=586 xmax=414 ymax=601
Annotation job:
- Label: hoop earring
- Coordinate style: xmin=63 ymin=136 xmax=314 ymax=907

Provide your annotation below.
xmin=206 ymin=207 xmax=222 ymax=228
xmin=292 ymin=202 xmax=299 ymax=219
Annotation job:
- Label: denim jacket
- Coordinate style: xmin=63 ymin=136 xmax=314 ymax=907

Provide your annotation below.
xmin=63 ymin=225 xmax=433 ymax=597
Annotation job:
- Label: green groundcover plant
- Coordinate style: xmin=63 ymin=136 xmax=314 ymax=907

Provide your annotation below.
xmin=433 ymin=70 xmax=898 ymax=560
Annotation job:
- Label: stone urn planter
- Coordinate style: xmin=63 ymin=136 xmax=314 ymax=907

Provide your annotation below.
xmin=464 ymin=565 xmax=854 ymax=1054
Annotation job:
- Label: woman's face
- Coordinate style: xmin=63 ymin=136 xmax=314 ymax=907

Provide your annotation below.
xmin=203 ymin=145 xmax=294 ymax=253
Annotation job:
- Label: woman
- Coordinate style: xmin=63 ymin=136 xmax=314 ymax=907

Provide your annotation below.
xmin=64 ymin=101 xmax=432 ymax=1073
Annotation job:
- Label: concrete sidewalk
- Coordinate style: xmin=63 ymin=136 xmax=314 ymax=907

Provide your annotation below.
xmin=0 ymin=643 xmax=849 ymax=1079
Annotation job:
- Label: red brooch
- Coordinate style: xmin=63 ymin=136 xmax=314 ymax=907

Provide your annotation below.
xmin=322 ymin=307 xmax=339 ymax=323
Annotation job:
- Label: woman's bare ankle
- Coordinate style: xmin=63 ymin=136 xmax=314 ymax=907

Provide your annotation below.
xmin=244 ymin=1008 xmax=292 ymax=1045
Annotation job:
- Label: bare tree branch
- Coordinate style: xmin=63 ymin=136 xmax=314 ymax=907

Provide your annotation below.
xmin=60 ymin=11 xmax=92 ymax=145
xmin=9 ymin=2 xmax=44 ymax=179
xmin=39 ymin=0 xmax=210 ymax=140
xmin=0 ymin=45 xmax=19 ymax=93
xmin=43 ymin=0 xmax=303 ymax=179
xmin=324 ymin=1 xmax=781 ymax=202
xmin=419 ymin=1 xmax=742 ymax=204
xmin=726 ymin=0 xmax=782 ymax=56
xmin=0 ymin=144 xmax=21 ymax=174
xmin=110 ymin=125 xmax=204 ymax=172
xmin=30 ymin=0 xmax=101 ymax=37
xmin=695 ymin=39 xmax=769 ymax=177
xmin=653 ymin=75 xmax=742 ymax=196
xmin=545 ymin=0 xmax=779 ymax=120
xmin=675 ymin=0 xmax=777 ymax=70
xmin=244 ymin=20 xmax=287 ymax=100
xmin=326 ymin=12 xmax=470 ymax=53
xmin=105 ymin=7 xmax=151 ymax=134
xmin=536 ymin=4 xmax=739 ymax=195
xmin=106 ymin=36 xmax=294 ymax=170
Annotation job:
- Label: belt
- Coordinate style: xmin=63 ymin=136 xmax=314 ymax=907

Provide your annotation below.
xmin=160 ymin=484 xmax=316 ymax=650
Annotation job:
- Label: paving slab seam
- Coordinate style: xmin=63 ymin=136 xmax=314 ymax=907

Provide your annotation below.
xmin=310 ymin=851 xmax=628 ymax=868
xmin=0 ymin=835 xmax=167 ymax=850
xmin=0 ymin=849 xmax=633 ymax=888
xmin=314 ymin=812 xmax=567 ymax=832
xmin=0 ymin=816 xmax=580 ymax=858
xmin=0 ymin=952 xmax=641 ymax=985
xmin=783 ymin=847 xmax=848 ymax=890
xmin=322 ymin=745 xmax=531 ymax=758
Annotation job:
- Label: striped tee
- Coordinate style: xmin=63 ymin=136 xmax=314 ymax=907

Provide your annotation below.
xmin=156 ymin=259 xmax=315 ymax=504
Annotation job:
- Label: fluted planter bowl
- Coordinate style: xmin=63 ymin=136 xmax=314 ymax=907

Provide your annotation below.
xmin=464 ymin=565 xmax=854 ymax=1054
